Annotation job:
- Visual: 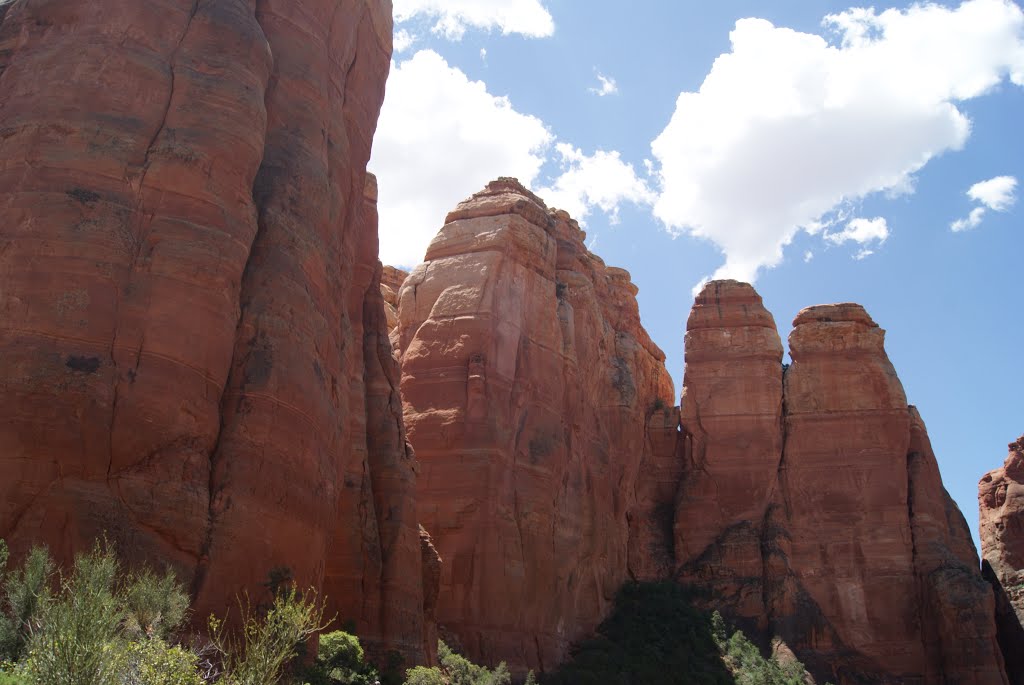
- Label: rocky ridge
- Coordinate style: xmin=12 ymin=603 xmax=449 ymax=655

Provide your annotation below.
xmin=391 ymin=181 xmax=1008 ymax=683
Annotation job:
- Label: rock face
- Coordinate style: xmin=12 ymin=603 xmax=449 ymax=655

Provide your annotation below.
xmin=677 ymin=290 xmax=1007 ymax=684
xmin=392 ymin=178 xmax=1005 ymax=682
xmin=381 ymin=264 xmax=409 ymax=352
xmin=980 ymin=438 xmax=1024 ymax=682
xmin=0 ymin=0 xmax=429 ymax=666
xmin=395 ymin=179 xmax=678 ymax=672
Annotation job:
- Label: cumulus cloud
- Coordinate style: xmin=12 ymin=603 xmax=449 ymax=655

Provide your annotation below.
xmin=590 ymin=73 xmax=619 ymax=96
xmin=825 ymin=216 xmax=890 ymax=248
xmin=535 ymin=144 xmax=655 ymax=224
xmin=651 ymin=0 xmax=1024 ymax=284
xmin=951 ymin=207 xmax=988 ymax=232
xmin=393 ymin=0 xmax=555 ymax=40
xmin=370 ymin=50 xmax=552 ymax=267
xmin=393 ymin=29 xmax=416 ymax=54
xmin=968 ymin=175 xmax=1018 ymax=210
xmin=951 ymin=175 xmax=1018 ymax=231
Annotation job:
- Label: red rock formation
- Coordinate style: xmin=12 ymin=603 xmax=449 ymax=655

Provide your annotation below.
xmin=381 ymin=264 xmax=409 ymax=350
xmin=980 ymin=437 xmax=1024 ymax=682
xmin=674 ymin=281 xmax=785 ymax=620
xmin=676 ymin=290 xmax=1007 ymax=684
xmin=396 ymin=179 xmax=677 ymax=673
xmin=0 ymin=0 xmax=428 ymax=665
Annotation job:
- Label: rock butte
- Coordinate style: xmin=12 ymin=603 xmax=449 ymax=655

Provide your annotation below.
xmin=0 ymin=0 xmax=431 ymax=666
xmin=392 ymin=181 xmax=1008 ymax=683
xmin=980 ymin=437 xmax=1024 ymax=682
xmin=395 ymin=178 xmax=677 ymax=673
xmin=0 ymin=0 xmax=1012 ymax=682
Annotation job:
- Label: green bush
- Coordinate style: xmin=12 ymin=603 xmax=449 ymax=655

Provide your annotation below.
xmin=0 ymin=546 xmax=53 ymax=664
xmin=404 ymin=666 xmax=444 ymax=685
xmin=119 ymin=638 xmax=203 ymax=685
xmin=211 ymin=586 xmax=329 ymax=685
xmin=546 ymin=583 xmax=815 ymax=685
xmin=21 ymin=541 xmax=124 ymax=685
xmin=1 ymin=537 xmax=372 ymax=685
xmin=403 ymin=641 xmax=511 ymax=685
xmin=122 ymin=568 xmax=190 ymax=641
xmin=712 ymin=613 xmax=809 ymax=685
xmin=546 ymin=582 xmax=733 ymax=685
xmin=303 ymin=630 xmax=380 ymax=684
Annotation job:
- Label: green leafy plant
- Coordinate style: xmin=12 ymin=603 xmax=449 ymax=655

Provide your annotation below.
xmin=303 ymin=630 xmax=380 ymax=684
xmin=547 ymin=583 xmax=816 ymax=685
xmin=403 ymin=641 xmax=510 ymax=685
xmin=21 ymin=540 xmax=125 ymax=685
xmin=211 ymin=585 xmax=329 ymax=685
xmin=0 ymin=546 xmax=53 ymax=664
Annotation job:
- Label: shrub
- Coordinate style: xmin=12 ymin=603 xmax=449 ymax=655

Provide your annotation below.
xmin=403 ymin=641 xmax=510 ymax=685
xmin=303 ymin=630 xmax=380 ymax=684
xmin=0 ymin=546 xmax=53 ymax=663
xmin=122 ymin=568 xmax=190 ymax=641
xmin=21 ymin=541 xmax=125 ymax=685
xmin=119 ymin=638 xmax=203 ymax=685
xmin=711 ymin=611 xmax=810 ymax=685
xmin=211 ymin=585 xmax=329 ymax=685
xmin=403 ymin=667 xmax=444 ymax=685
xmin=546 ymin=582 xmax=732 ymax=685
xmin=546 ymin=583 xmax=816 ymax=685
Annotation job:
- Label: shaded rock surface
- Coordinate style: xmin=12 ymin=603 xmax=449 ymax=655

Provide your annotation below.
xmin=0 ymin=0 xmax=429 ymax=665
xmin=980 ymin=437 xmax=1024 ymax=683
xmin=395 ymin=179 xmax=678 ymax=673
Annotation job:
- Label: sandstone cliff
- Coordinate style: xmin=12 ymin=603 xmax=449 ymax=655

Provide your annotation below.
xmin=980 ymin=437 xmax=1024 ymax=682
xmin=676 ymin=286 xmax=1006 ymax=684
xmin=0 ymin=0 xmax=429 ymax=665
xmin=394 ymin=179 xmax=678 ymax=672
xmin=393 ymin=187 xmax=1006 ymax=682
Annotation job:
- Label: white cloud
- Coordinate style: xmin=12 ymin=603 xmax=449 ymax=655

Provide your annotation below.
xmin=804 ymin=250 xmax=814 ymax=263
xmin=480 ymin=48 xmax=488 ymax=62
xmin=535 ymin=144 xmax=655 ymax=225
xmin=590 ymin=73 xmax=619 ymax=96
xmin=393 ymin=29 xmax=416 ymax=54
xmin=825 ymin=216 xmax=890 ymax=246
xmin=951 ymin=206 xmax=988 ymax=232
xmin=967 ymin=175 xmax=1018 ymax=210
xmin=854 ymin=248 xmax=875 ymax=260
xmin=651 ymin=0 xmax=1024 ymax=284
xmin=370 ymin=50 xmax=552 ymax=267
xmin=394 ymin=0 xmax=554 ymax=40
xmin=950 ymin=174 xmax=1017 ymax=231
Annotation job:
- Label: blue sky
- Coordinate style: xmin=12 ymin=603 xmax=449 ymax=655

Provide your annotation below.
xmin=369 ymin=0 xmax=1024 ymax=549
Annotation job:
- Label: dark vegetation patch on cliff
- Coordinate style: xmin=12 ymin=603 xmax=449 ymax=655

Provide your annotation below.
xmin=544 ymin=581 xmax=816 ymax=685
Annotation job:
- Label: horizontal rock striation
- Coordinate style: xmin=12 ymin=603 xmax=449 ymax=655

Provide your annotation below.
xmin=0 ymin=0 xmax=429 ymax=666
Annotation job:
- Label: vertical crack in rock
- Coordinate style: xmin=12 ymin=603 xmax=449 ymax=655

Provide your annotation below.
xmin=107 ymin=0 xmax=201 ymax=483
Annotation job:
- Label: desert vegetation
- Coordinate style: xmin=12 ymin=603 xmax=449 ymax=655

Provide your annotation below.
xmin=545 ymin=582 xmax=817 ymax=685
xmin=0 ymin=540 xmax=819 ymax=685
